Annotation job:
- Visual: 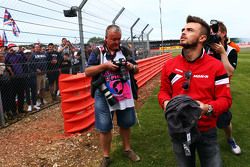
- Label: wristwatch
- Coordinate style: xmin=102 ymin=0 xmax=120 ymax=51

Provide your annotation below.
xmin=205 ymin=104 xmax=213 ymax=116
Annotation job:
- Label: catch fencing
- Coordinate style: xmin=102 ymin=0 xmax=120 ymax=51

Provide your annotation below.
xmin=0 ymin=1 xmax=163 ymax=128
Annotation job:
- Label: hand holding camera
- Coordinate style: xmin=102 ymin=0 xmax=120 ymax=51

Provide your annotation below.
xmin=112 ymin=58 xmax=129 ymax=82
xmin=209 ymin=43 xmax=226 ymax=55
xmin=104 ymin=61 xmax=119 ymax=71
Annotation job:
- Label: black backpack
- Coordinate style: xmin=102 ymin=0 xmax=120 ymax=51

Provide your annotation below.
xmin=90 ymin=46 xmax=138 ymax=100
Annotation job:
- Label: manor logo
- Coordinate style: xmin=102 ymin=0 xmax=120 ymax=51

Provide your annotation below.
xmin=193 ymin=74 xmax=209 ymax=79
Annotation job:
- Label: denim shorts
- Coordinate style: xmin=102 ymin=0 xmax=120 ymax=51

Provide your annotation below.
xmin=94 ymin=89 xmax=136 ymax=132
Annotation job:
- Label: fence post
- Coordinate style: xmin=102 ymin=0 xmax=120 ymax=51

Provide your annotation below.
xmin=141 ymin=24 xmax=149 ymax=58
xmin=130 ymin=18 xmax=140 ymax=57
xmin=112 ymin=7 xmax=125 ymax=25
xmin=147 ymin=28 xmax=154 ymax=56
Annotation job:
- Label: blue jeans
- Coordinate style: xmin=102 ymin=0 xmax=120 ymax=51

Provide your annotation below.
xmin=172 ymin=128 xmax=222 ymax=167
xmin=94 ymin=89 xmax=136 ymax=132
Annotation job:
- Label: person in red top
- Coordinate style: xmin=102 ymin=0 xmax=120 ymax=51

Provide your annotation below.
xmin=158 ymin=15 xmax=232 ymax=167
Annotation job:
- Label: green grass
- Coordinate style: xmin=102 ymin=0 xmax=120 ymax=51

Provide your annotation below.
xmin=109 ymin=48 xmax=250 ymax=167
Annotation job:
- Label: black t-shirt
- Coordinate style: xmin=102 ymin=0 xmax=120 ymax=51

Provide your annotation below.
xmin=206 ymin=45 xmax=238 ymax=69
xmin=46 ymin=51 xmax=62 ymax=71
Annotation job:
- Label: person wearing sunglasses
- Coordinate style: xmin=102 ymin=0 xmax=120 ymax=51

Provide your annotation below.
xmin=158 ymin=16 xmax=232 ymax=167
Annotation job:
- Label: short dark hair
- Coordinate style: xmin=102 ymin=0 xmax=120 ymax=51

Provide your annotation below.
xmin=48 ymin=43 xmax=54 ymax=47
xmin=217 ymin=21 xmax=228 ymax=42
xmin=105 ymin=24 xmax=121 ymax=38
xmin=217 ymin=21 xmax=227 ymax=33
xmin=186 ymin=15 xmax=210 ymax=38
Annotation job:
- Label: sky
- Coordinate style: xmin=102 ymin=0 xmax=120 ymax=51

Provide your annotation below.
xmin=112 ymin=0 xmax=250 ymax=40
xmin=0 ymin=0 xmax=250 ymax=45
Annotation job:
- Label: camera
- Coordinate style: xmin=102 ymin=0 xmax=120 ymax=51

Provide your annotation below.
xmin=112 ymin=58 xmax=129 ymax=82
xmin=207 ymin=20 xmax=221 ymax=44
xmin=92 ymin=74 xmax=117 ymax=106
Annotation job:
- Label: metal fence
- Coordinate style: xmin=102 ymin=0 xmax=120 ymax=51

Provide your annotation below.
xmin=0 ymin=48 xmax=79 ymax=127
xmin=0 ymin=0 xmax=159 ymax=127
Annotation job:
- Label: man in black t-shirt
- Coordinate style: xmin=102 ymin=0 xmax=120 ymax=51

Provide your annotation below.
xmin=46 ymin=43 xmax=61 ymax=101
xmin=207 ymin=20 xmax=241 ymax=155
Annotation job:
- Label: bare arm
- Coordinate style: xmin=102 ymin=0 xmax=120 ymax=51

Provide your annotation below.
xmin=220 ymin=53 xmax=235 ymax=77
xmin=210 ymin=43 xmax=235 ymax=77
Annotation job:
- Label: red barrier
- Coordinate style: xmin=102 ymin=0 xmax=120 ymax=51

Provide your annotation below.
xmin=135 ymin=53 xmax=172 ymax=88
xmin=59 ymin=73 xmax=94 ymax=133
xmin=59 ymin=53 xmax=172 ymax=134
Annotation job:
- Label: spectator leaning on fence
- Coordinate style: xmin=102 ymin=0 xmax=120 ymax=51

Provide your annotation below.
xmin=58 ymin=38 xmax=74 ymax=58
xmin=23 ymin=49 xmax=40 ymax=112
xmin=206 ymin=20 xmax=241 ymax=155
xmin=59 ymin=52 xmax=71 ymax=74
xmin=46 ymin=43 xmax=61 ymax=101
xmin=158 ymin=15 xmax=232 ymax=167
xmin=72 ymin=51 xmax=82 ymax=74
xmin=85 ymin=24 xmax=140 ymax=167
xmin=5 ymin=44 xmax=26 ymax=119
xmin=31 ymin=43 xmax=47 ymax=106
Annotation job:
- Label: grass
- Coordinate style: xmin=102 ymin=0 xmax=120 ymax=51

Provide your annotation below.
xmin=108 ymin=48 xmax=250 ymax=167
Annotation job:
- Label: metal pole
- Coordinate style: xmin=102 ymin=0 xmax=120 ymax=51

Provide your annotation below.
xmin=147 ymin=28 xmax=154 ymax=56
xmin=130 ymin=18 xmax=140 ymax=47
xmin=79 ymin=0 xmax=88 ymax=9
xmin=159 ymin=0 xmax=164 ymax=54
xmin=138 ymin=34 xmax=142 ymax=43
xmin=78 ymin=0 xmax=88 ymax=71
xmin=112 ymin=7 xmax=125 ymax=24
xmin=141 ymin=24 xmax=149 ymax=42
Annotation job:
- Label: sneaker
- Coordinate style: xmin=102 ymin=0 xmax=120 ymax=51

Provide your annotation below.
xmin=33 ymin=105 xmax=41 ymax=110
xmin=124 ymin=150 xmax=140 ymax=162
xmin=57 ymin=90 xmax=60 ymax=96
xmin=228 ymin=138 xmax=241 ymax=155
xmin=99 ymin=157 xmax=111 ymax=167
xmin=27 ymin=105 xmax=32 ymax=112
xmin=36 ymin=101 xmax=41 ymax=107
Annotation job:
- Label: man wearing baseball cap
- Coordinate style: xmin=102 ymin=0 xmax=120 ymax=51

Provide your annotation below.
xmin=5 ymin=43 xmax=26 ymax=119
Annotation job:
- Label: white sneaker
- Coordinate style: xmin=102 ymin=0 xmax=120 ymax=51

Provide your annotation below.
xmin=27 ymin=105 xmax=32 ymax=112
xmin=36 ymin=101 xmax=41 ymax=107
xmin=228 ymin=138 xmax=241 ymax=155
xmin=33 ymin=103 xmax=41 ymax=110
xmin=33 ymin=105 xmax=41 ymax=110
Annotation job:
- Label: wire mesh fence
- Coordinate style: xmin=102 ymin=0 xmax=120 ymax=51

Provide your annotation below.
xmin=0 ymin=0 xmax=159 ymax=127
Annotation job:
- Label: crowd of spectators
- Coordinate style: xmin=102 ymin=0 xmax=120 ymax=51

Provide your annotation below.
xmin=0 ymin=38 xmax=92 ymax=128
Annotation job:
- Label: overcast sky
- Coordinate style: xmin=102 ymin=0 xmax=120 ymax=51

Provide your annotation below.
xmin=1 ymin=0 xmax=249 ymax=44
xmin=113 ymin=0 xmax=250 ymax=40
